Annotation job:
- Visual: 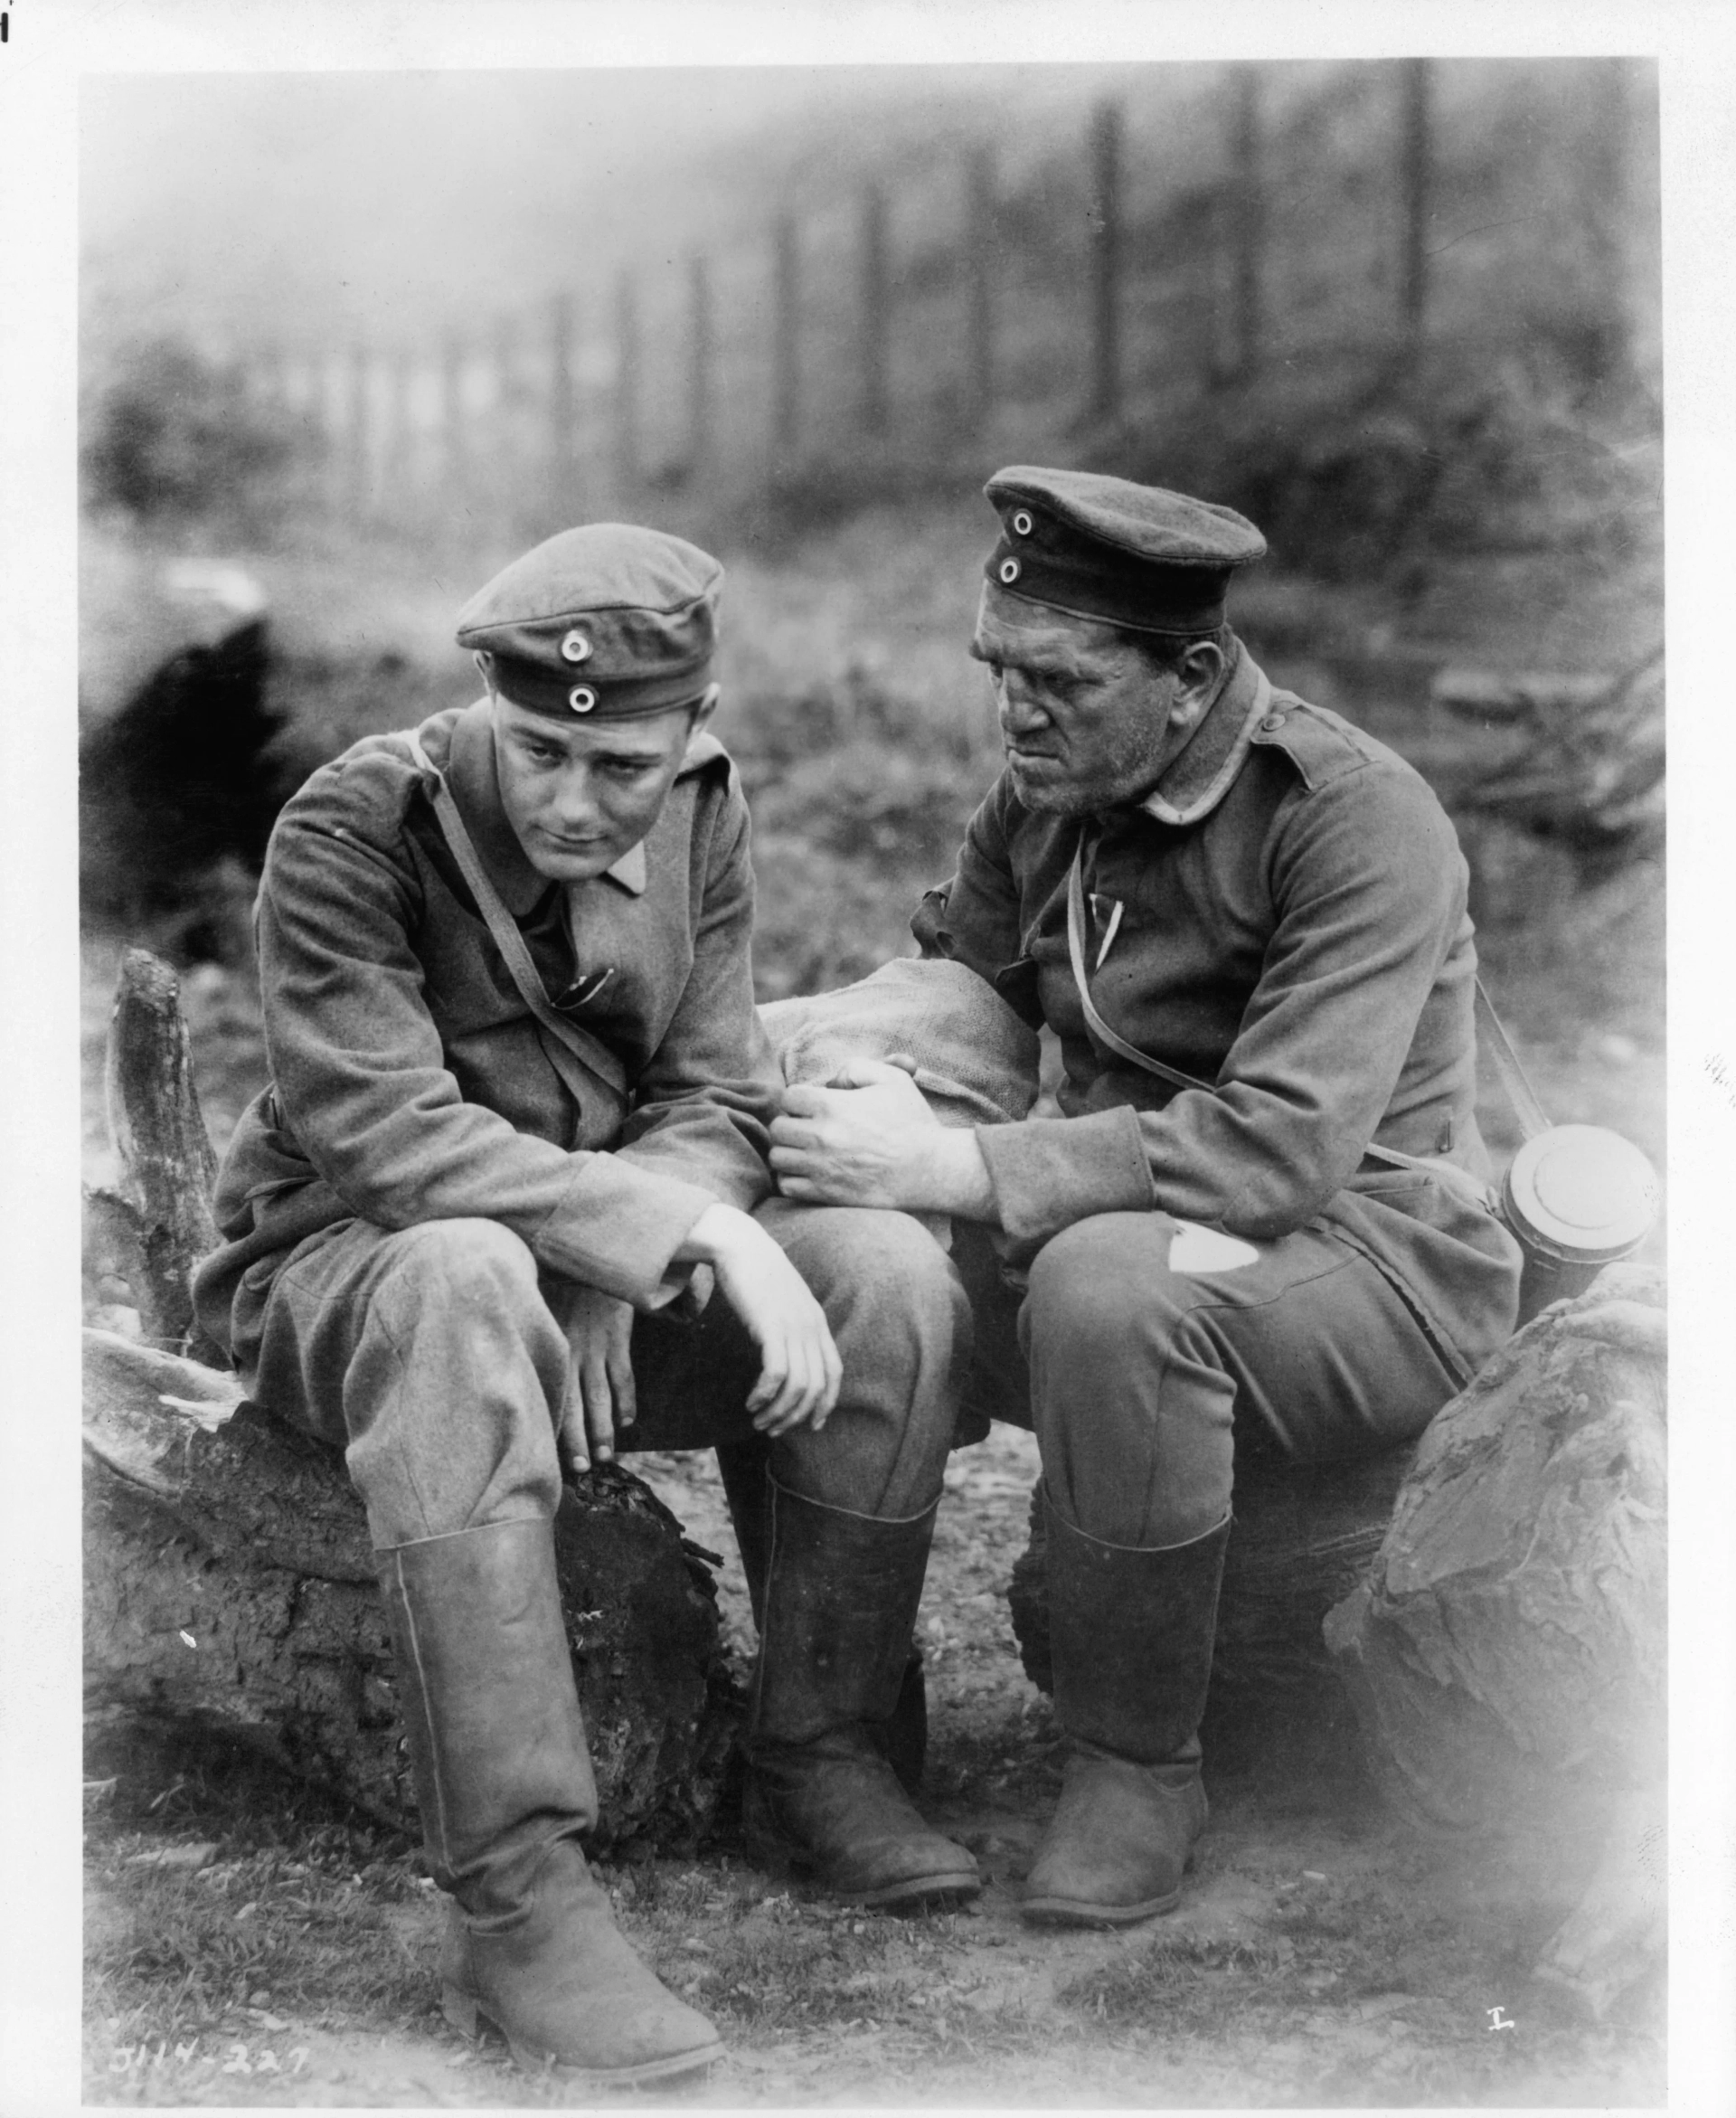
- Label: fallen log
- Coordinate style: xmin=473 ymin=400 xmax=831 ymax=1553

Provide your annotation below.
xmin=82 ymin=950 xmax=740 ymax=1848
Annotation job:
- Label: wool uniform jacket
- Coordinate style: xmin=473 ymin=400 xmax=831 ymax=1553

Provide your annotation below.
xmin=193 ymin=697 xmax=778 ymax=1357
xmin=911 ymin=641 xmax=1522 ymax=1385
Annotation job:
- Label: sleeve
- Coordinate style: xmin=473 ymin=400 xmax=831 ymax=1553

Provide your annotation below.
xmin=976 ymin=762 xmax=1469 ymax=1247
xmin=257 ymin=762 xmax=718 ymax=1311
xmin=610 ymin=782 xmax=778 ymax=1214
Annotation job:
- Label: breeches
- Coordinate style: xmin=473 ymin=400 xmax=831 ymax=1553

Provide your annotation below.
xmin=241 ymin=1200 xmax=971 ymax=1549
xmin=953 ymin=1212 xmax=1462 ymax=1547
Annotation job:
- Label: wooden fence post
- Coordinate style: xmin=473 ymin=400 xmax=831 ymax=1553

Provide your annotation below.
xmin=859 ymin=181 xmax=890 ymax=436
xmin=1087 ymin=99 xmax=1123 ymax=421
xmin=772 ymin=213 xmax=801 ymax=459
xmin=613 ymin=269 xmax=640 ymax=495
xmin=1400 ymin=58 xmax=1433 ymax=352
xmin=443 ymin=332 xmax=470 ymax=511
xmin=347 ymin=342 xmax=372 ymax=519
xmin=1231 ymin=66 xmax=1264 ymax=379
xmin=548 ymin=297 xmax=575 ymax=504
xmin=252 ymin=344 xmax=286 ymax=411
xmin=316 ymin=355 xmax=342 ymax=514
xmin=965 ymin=143 xmax=996 ymax=430
xmin=385 ymin=346 xmax=413 ymax=514
xmin=687 ymin=252 xmax=713 ymax=475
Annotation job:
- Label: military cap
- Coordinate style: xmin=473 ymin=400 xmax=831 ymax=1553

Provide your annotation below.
xmin=983 ymin=467 xmax=1266 ymax=637
xmin=457 ymin=523 xmax=723 ymax=718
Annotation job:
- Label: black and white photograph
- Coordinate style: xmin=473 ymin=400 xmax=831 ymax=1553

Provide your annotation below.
xmin=3 ymin=2 xmax=1732 ymax=2111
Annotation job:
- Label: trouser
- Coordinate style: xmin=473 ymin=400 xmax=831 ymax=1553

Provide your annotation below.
xmin=239 ymin=1198 xmax=972 ymax=1547
xmin=951 ymin=1212 xmax=1465 ymax=1546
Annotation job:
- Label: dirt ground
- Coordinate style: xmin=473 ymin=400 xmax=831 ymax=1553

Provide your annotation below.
xmin=83 ymin=1414 xmax=1665 ymax=2109
xmin=79 ymin=498 xmax=1666 ymax=2106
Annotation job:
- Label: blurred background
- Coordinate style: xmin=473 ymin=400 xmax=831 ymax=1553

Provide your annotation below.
xmin=77 ymin=58 xmax=1664 ymax=1209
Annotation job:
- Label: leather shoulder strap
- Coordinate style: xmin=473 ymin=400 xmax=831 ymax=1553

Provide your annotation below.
xmin=400 ymin=733 xmax=630 ymax=1111
xmin=1065 ymin=835 xmax=1423 ymax=1175
xmin=1472 ymin=977 xmax=1552 ymax=1140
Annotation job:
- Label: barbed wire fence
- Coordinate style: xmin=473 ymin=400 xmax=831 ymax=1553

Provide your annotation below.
xmin=240 ymin=58 xmax=1651 ymax=551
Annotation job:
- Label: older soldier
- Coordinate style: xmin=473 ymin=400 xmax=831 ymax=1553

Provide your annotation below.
xmin=193 ymin=525 xmax=976 ymax=2086
xmin=769 ymin=468 xmax=1523 ymax=1928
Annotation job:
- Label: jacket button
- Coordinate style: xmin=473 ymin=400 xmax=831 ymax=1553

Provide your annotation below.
xmin=1260 ymin=712 xmax=1286 ymax=732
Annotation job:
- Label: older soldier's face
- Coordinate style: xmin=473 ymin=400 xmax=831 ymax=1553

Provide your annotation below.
xmin=969 ymin=588 xmax=1203 ymax=817
xmin=492 ymin=694 xmax=699 ymax=882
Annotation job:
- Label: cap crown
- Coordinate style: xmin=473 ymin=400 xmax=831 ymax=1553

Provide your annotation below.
xmin=457 ymin=523 xmax=722 ymax=718
xmin=984 ymin=466 xmax=1265 ymax=636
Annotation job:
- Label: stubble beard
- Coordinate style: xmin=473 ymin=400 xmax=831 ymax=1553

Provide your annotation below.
xmin=1005 ymin=718 xmax=1176 ymax=818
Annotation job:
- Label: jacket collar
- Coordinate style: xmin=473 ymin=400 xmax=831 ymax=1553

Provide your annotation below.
xmin=445 ymin=697 xmax=649 ymax=916
xmin=1136 ymin=638 xmax=1270 ymax=827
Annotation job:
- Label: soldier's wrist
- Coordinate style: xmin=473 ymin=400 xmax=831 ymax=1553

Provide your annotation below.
xmin=673 ymin=1199 xmax=753 ymax=1267
xmin=920 ymin=1129 xmax=997 ymax=1222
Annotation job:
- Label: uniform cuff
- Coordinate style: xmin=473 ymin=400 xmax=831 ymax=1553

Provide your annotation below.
xmin=976 ymin=1106 xmax=1155 ymax=1247
xmin=533 ymin=1154 xmax=718 ymax=1310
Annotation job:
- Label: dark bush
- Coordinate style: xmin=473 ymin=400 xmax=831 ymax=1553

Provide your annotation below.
xmin=82 ymin=336 xmax=297 ymax=529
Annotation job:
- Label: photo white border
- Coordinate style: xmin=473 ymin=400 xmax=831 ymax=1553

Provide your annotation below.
xmin=5 ymin=4 xmax=1730 ymax=2113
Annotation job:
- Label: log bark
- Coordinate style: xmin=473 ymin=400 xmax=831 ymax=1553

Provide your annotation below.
xmin=82 ymin=950 xmax=741 ymax=1848
xmin=83 ymin=1330 xmax=741 ymax=1847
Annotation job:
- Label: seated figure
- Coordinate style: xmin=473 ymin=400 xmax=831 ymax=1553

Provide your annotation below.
xmin=768 ymin=466 xmax=1524 ymax=1929
xmin=193 ymin=524 xmax=978 ymax=2085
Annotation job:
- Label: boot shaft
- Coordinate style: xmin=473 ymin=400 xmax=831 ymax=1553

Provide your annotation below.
xmin=750 ymin=1480 xmax=939 ymax=1750
xmin=377 ymin=1517 xmax=598 ymax=1915
xmin=1043 ymin=1493 xmax=1231 ymax=1764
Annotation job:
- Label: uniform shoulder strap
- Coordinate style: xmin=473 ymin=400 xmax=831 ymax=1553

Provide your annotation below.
xmin=1065 ymin=834 xmax=1424 ymax=1174
xmin=1066 ymin=833 xmax=1553 ymax=1175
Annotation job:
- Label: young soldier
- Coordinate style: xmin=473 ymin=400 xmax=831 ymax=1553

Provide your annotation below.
xmin=769 ymin=468 xmax=1523 ymax=1929
xmin=193 ymin=525 xmax=976 ymax=2085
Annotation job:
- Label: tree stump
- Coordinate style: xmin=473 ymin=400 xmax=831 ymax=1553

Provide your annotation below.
xmin=84 ymin=948 xmax=224 ymax=1360
xmin=81 ymin=950 xmax=741 ymax=1848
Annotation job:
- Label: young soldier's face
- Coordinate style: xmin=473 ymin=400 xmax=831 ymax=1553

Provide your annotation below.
xmin=491 ymin=695 xmax=700 ymax=882
xmin=970 ymin=588 xmax=1214 ymax=818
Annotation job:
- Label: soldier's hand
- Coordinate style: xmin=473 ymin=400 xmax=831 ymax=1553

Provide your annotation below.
xmin=556 ymin=1282 xmax=637 ymax=1474
xmin=675 ymin=1204 xmax=843 ymax=1436
xmin=771 ymin=1058 xmax=995 ymax=1219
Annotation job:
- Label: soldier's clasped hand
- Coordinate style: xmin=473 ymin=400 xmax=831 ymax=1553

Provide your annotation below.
xmin=770 ymin=1059 xmax=996 ymax=1220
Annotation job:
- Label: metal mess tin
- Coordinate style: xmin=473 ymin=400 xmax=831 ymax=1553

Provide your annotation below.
xmin=1501 ymin=1123 xmax=1661 ymax=1321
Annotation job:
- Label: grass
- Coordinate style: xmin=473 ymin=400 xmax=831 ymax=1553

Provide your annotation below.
xmin=82 ymin=1688 xmax=1666 ymax=2107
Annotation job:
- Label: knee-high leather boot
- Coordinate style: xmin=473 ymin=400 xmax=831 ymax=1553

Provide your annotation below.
xmin=1021 ymin=1493 xmax=1231 ymax=1927
xmin=741 ymin=1477 xmax=979 ymax=1908
xmin=716 ymin=1442 xmax=929 ymax=1797
xmin=377 ymin=1518 xmax=722 ymax=2083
